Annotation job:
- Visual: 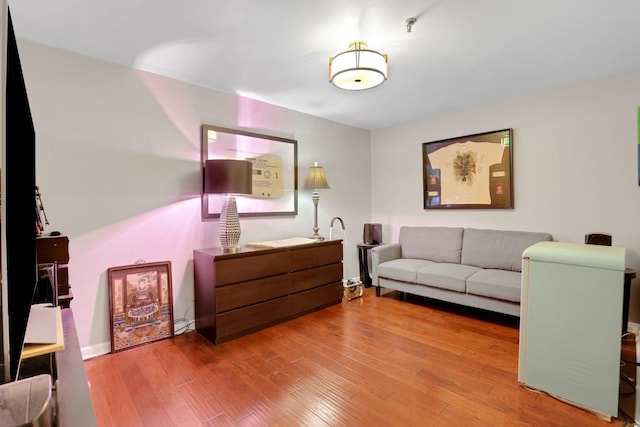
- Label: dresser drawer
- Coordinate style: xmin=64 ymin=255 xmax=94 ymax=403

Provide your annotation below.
xmin=216 ymin=297 xmax=290 ymax=342
xmin=216 ymin=274 xmax=289 ymax=313
xmin=215 ymin=251 xmax=289 ymax=285
xmin=290 ymin=242 xmax=342 ymax=271
xmin=57 ymin=266 xmax=70 ymax=295
xmin=289 ymin=282 xmax=342 ymax=314
xmin=36 ymin=236 xmax=69 ymax=264
xmin=290 ymin=263 xmax=343 ymax=294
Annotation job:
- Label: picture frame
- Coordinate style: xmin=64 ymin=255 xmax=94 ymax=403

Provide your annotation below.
xmin=423 ymin=128 xmax=513 ymax=209
xmin=107 ymin=261 xmax=174 ymax=352
xmin=202 ymin=124 xmax=298 ymax=218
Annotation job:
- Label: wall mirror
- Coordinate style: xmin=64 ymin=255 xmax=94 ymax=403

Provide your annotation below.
xmin=201 ymin=124 xmax=298 ymax=218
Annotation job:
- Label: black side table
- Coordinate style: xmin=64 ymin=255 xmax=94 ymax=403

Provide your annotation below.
xmin=623 ymin=268 xmax=637 ymax=334
xmin=357 ymin=243 xmax=380 ymax=288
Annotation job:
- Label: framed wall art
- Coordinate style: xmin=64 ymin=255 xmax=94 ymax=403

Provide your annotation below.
xmin=107 ymin=261 xmax=174 ymax=352
xmin=202 ymin=124 xmax=298 ymax=218
xmin=423 ymin=128 xmax=513 ymax=209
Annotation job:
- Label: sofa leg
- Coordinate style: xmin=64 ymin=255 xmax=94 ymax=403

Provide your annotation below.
xmin=376 ymin=286 xmax=381 ymax=297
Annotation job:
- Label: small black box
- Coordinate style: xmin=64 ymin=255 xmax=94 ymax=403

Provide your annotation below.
xmin=585 ymin=233 xmax=612 ymax=246
xmin=363 ymin=223 xmax=382 ymax=245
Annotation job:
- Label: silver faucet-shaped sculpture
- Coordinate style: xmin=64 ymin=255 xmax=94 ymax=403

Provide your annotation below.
xmin=330 ymin=216 xmax=345 ymax=229
xmin=329 ymin=216 xmax=345 ymax=240
xmin=328 ymin=216 xmax=363 ymax=300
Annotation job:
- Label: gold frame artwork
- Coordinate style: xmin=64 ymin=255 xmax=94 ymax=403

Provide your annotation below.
xmin=107 ymin=261 xmax=174 ymax=352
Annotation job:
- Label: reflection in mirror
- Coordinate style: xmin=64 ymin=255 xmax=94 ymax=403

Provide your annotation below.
xmin=201 ymin=125 xmax=298 ymax=218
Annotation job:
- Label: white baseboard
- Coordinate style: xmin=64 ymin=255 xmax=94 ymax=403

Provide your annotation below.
xmin=82 ymin=342 xmax=110 ymax=360
xmin=80 ymin=323 xmax=196 ymax=360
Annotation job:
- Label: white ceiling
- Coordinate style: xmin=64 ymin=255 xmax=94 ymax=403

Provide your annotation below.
xmin=8 ymin=0 xmax=640 ymax=130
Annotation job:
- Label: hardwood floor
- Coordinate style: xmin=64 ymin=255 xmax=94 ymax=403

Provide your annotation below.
xmin=85 ymin=287 xmax=633 ymax=426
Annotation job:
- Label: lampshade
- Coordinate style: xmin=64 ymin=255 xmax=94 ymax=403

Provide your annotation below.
xmin=329 ymin=41 xmax=388 ymax=91
xmin=303 ymin=163 xmax=330 ymax=190
xmin=203 ymin=159 xmax=253 ymax=250
xmin=204 ymin=159 xmax=253 ymax=195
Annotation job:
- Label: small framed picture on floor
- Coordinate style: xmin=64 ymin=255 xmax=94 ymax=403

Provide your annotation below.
xmin=107 ymin=261 xmax=174 ymax=352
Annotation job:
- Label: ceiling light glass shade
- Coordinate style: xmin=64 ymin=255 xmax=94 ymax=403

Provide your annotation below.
xmin=329 ymin=41 xmax=388 ymax=90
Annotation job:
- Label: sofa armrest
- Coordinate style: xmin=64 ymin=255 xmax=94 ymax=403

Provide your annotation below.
xmin=371 ymin=243 xmax=402 ymax=286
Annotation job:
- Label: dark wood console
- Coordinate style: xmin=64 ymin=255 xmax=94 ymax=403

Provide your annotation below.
xmin=36 ymin=235 xmax=73 ymax=308
xmin=18 ymin=308 xmax=97 ymax=426
xmin=194 ymin=240 xmax=343 ymax=344
xmin=56 ymin=309 xmax=97 ymax=426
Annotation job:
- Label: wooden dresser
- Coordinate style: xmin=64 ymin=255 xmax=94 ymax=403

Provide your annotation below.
xmin=36 ymin=234 xmax=73 ymax=308
xmin=194 ymin=240 xmax=343 ymax=344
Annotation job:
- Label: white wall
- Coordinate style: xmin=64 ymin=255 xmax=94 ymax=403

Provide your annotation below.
xmin=18 ymin=40 xmax=371 ymax=358
xmin=371 ymin=71 xmax=640 ymax=322
xmin=16 ymin=37 xmax=640 ymax=355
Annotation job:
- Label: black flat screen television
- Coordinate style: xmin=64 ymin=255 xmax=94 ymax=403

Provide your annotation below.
xmin=1 ymin=7 xmax=38 ymax=383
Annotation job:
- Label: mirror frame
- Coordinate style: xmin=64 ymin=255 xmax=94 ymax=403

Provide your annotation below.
xmin=201 ymin=124 xmax=298 ymax=218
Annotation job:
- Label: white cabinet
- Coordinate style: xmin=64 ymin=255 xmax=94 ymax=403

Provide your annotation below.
xmin=518 ymin=241 xmax=625 ymax=421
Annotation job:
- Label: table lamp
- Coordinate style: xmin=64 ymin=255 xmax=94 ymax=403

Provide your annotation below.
xmin=303 ymin=162 xmax=330 ymax=240
xmin=204 ymin=159 xmax=253 ymax=250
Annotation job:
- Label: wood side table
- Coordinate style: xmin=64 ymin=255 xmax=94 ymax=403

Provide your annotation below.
xmin=623 ymin=268 xmax=637 ymax=334
xmin=357 ymin=243 xmax=380 ymax=288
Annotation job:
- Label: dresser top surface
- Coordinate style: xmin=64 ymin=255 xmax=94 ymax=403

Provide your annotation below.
xmin=195 ymin=239 xmax=342 ymax=260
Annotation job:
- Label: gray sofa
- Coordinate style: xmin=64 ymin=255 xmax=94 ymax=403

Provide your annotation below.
xmin=371 ymin=226 xmax=553 ymax=317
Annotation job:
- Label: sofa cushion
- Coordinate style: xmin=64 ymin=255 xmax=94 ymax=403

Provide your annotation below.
xmin=399 ymin=226 xmax=464 ymax=263
xmin=416 ymin=263 xmax=482 ymax=292
xmin=461 ymin=228 xmax=553 ymax=272
xmin=378 ymin=258 xmax=435 ymax=283
xmin=466 ymin=269 xmax=522 ymax=302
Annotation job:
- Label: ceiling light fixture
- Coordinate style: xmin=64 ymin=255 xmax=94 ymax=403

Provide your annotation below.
xmin=329 ymin=41 xmax=388 ymax=90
